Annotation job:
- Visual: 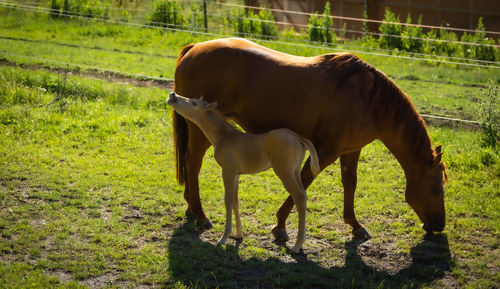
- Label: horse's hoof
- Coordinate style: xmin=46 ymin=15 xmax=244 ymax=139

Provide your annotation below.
xmin=196 ymin=218 xmax=213 ymax=230
xmin=185 ymin=209 xmax=196 ymax=220
xmin=272 ymin=226 xmax=289 ymax=241
xmin=352 ymin=227 xmax=371 ymax=240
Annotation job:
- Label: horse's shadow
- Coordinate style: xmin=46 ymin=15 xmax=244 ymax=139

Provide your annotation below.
xmin=167 ymin=222 xmax=451 ymax=288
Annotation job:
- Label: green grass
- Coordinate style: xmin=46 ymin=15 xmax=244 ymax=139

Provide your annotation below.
xmin=0 ymin=10 xmax=496 ymax=124
xmin=0 ymin=63 xmax=499 ymax=288
xmin=0 ymin=7 xmax=499 ymax=288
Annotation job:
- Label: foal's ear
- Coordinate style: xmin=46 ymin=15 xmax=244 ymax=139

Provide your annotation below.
xmin=205 ymin=101 xmax=218 ymax=111
xmin=432 ymin=152 xmax=443 ymax=168
xmin=434 ymin=145 xmax=442 ymax=154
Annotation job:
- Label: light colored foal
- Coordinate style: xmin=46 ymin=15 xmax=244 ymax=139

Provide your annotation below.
xmin=167 ymin=92 xmax=320 ymax=253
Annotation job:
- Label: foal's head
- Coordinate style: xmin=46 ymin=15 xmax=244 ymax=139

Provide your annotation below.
xmin=167 ymin=92 xmax=218 ymax=124
xmin=405 ymin=145 xmax=447 ymax=233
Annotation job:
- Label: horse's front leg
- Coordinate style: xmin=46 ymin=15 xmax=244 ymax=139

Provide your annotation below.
xmin=340 ymin=151 xmax=371 ymax=239
xmin=185 ymin=121 xmax=212 ymax=228
xmin=218 ymin=169 xmax=238 ymax=245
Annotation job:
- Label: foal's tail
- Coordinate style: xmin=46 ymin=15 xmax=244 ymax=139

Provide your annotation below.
xmin=298 ymin=137 xmax=321 ymax=176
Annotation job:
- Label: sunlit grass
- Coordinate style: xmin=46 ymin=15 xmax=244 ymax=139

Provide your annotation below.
xmin=0 ymin=66 xmax=498 ymax=288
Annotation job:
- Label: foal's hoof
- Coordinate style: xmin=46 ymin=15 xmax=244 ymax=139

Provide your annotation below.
xmin=196 ymin=218 xmax=213 ymax=230
xmin=352 ymin=227 xmax=371 ymax=240
xmin=271 ymin=226 xmax=289 ymax=241
xmin=291 ymin=245 xmax=302 ymax=254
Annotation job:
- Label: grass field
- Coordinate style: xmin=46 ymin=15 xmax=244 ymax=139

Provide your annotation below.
xmin=1 ymin=7 xmax=499 ymax=289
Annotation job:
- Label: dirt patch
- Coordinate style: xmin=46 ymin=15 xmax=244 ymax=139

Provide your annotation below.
xmin=0 ymin=58 xmax=174 ymax=91
xmin=78 ymin=272 xmax=120 ymax=288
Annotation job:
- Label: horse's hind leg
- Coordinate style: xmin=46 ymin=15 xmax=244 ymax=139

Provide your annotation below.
xmin=185 ymin=122 xmax=212 ymax=228
xmin=340 ymin=151 xmax=371 ymax=239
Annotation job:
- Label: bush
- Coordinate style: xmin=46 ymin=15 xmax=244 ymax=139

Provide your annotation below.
xmin=379 ymin=8 xmax=402 ymax=50
xmin=50 ymin=0 xmax=61 ymax=17
xmin=472 ymin=17 xmax=498 ymax=62
xmin=437 ymin=28 xmax=460 ymax=57
xmin=479 ymin=80 xmax=499 ymax=149
xmin=49 ymin=0 xmax=108 ymax=19
xmin=149 ymin=0 xmax=185 ymax=28
xmin=401 ymin=15 xmax=423 ymax=53
xmin=307 ymin=2 xmax=335 ymax=44
xmin=227 ymin=6 xmax=277 ymax=39
xmin=187 ymin=1 xmax=205 ymax=30
xmin=258 ymin=8 xmax=278 ymax=39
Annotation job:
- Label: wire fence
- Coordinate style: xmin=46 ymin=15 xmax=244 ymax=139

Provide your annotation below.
xmin=3 ymin=0 xmax=500 ymax=49
xmin=1 ymin=1 xmax=499 ymax=69
xmin=217 ymin=2 xmax=500 ymax=37
xmin=0 ymin=0 xmax=487 ymax=127
xmin=9 ymin=0 xmax=500 ymax=37
xmin=0 ymin=51 xmax=481 ymax=127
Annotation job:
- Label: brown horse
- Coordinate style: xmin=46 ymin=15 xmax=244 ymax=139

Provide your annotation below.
xmin=172 ymin=38 xmax=447 ymax=240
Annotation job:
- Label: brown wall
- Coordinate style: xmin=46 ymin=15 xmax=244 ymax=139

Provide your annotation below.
xmin=256 ymin=0 xmax=500 ymax=39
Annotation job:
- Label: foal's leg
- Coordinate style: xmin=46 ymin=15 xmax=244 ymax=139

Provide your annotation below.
xmin=272 ymin=147 xmax=338 ymax=241
xmin=218 ymin=169 xmax=238 ymax=245
xmin=185 ymin=122 xmax=212 ymax=228
xmin=340 ymin=151 xmax=371 ymax=239
xmin=232 ymin=177 xmax=243 ymax=239
xmin=274 ymin=168 xmax=307 ymax=253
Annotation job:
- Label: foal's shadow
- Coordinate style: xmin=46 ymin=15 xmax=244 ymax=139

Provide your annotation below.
xmin=167 ymin=222 xmax=451 ymax=288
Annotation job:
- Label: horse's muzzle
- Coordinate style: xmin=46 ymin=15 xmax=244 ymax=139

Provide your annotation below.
xmin=167 ymin=92 xmax=177 ymax=104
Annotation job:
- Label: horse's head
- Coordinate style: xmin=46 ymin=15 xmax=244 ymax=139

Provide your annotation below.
xmin=167 ymin=92 xmax=218 ymax=124
xmin=405 ymin=145 xmax=447 ymax=233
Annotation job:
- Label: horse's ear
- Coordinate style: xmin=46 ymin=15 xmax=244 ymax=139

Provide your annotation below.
xmin=200 ymin=95 xmax=205 ymax=102
xmin=435 ymin=145 xmax=442 ymax=154
xmin=432 ymin=152 xmax=443 ymax=168
xmin=205 ymin=101 xmax=218 ymax=111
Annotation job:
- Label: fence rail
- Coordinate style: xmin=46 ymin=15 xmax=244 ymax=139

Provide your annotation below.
xmin=1 ymin=1 xmax=499 ymax=69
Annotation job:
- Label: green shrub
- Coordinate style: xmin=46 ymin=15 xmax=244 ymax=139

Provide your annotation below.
xmin=379 ymin=8 xmax=402 ymax=50
xmin=478 ymin=80 xmax=499 ymax=148
xmin=308 ymin=13 xmax=321 ymax=42
xmin=472 ymin=17 xmax=498 ymax=62
xmin=460 ymin=32 xmax=475 ymax=60
xmin=187 ymin=1 xmax=205 ymax=30
xmin=50 ymin=0 xmax=61 ymax=17
xmin=401 ymin=15 xmax=423 ymax=53
xmin=422 ymin=29 xmax=438 ymax=55
xmin=437 ymin=28 xmax=460 ymax=57
xmin=258 ymin=8 xmax=278 ymax=39
xmin=149 ymin=0 xmax=185 ymax=28
xmin=227 ymin=7 xmax=277 ymax=39
xmin=49 ymin=0 xmax=108 ymax=19
xmin=307 ymin=2 xmax=335 ymax=44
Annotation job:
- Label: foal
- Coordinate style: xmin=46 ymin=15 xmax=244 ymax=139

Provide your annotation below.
xmin=167 ymin=92 xmax=320 ymax=253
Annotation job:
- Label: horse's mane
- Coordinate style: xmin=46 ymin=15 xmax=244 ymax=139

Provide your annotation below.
xmin=327 ymin=53 xmax=437 ymax=167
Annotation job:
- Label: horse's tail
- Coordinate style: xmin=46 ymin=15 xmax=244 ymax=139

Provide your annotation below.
xmin=176 ymin=43 xmax=195 ymax=66
xmin=172 ymin=43 xmax=195 ymax=185
xmin=173 ymin=111 xmax=188 ymax=185
xmin=298 ymin=137 xmax=321 ymax=176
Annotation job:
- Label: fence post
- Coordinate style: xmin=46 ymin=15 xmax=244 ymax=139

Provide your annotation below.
xmin=203 ymin=0 xmax=208 ymax=32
